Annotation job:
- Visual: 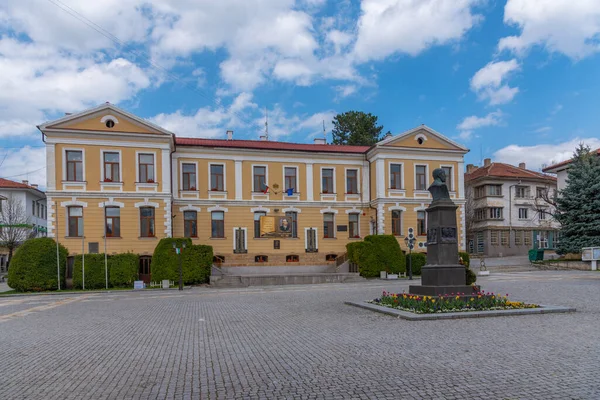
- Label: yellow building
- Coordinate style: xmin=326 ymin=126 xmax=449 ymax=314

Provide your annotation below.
xmin=39 ymin=104 xmax=468 ymax=281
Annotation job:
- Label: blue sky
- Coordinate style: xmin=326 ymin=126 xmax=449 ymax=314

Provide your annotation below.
xmin=1 ymin=0 xmax=600 ymax=186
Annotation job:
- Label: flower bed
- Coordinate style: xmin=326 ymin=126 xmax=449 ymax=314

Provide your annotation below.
xmin=371 ymin=290 xmax=539 ymax=314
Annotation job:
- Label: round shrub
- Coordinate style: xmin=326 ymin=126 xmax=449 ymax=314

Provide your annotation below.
xmin=406 ymin=253 xmax=427 ymax=276
xmin=7 ymin=238 xmax=68 ymax=292
xmin=109 ymin=253 xmax=139 ymax=287
xmin=182 ymin=244 xmax=213 ymax=284
xmin=73 ymin=254 xmax=107 ymax=289
xmin=465 ymin=266 xmax=477 ymax=285
xmin=364 ymin=235 xmax=406 ymax=274
xmin=152 ymin=238 xmax=212 ymax=284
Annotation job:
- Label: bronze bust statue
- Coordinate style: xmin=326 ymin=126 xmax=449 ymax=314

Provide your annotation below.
xmin=428 ymin=168 xmax=450 ymax=202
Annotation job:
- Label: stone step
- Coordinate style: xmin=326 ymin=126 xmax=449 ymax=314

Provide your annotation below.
xmin=210 ymin=273 xmax=365 ymax=288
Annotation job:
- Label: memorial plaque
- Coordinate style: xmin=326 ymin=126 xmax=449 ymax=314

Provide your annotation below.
xmin=260 ymin=216 xmax=292 ymax=238
xmin=274 ymin=240 xmax=280 ymax=249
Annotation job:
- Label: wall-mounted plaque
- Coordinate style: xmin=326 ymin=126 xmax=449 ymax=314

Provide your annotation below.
xmin=274 ymin=240 xmax=280 ymax=249
xmin=337 ymin=225 xmax=348 ymax=232
xmin=260 ymin=216 xmax=292 ymax=238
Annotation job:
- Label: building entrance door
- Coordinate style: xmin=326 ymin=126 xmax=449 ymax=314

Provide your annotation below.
xmin=139 ymin=256 xmax=152 ymax=284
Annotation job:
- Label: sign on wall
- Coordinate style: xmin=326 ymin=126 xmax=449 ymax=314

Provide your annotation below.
xmin=260 ymin=216 xmax=292 ymax=238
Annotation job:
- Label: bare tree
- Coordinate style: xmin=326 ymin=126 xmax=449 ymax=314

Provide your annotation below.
xmin=0 ymin=194 xmax=31 ymax=268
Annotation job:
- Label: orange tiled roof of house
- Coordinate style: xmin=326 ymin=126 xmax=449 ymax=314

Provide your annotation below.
xmin=466 ymin=162 xmax=556 ymax=182
xmin=542 ymin=148 xmax=600 ymax=172
xmin=176 ymin=137 xmax=371 ymax=154
xmin=0 ymin=178 xmax=44 ymax=193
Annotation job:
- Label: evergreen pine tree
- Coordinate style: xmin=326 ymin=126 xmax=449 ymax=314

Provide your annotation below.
xmin=555 ymin=144 xmax=600 ymax=254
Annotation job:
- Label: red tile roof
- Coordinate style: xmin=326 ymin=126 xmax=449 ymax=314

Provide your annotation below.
xmin=0 ymin=178 xmax=44 ymax=193
xmin=465 ymin=162 xmax=556 ymax=183
xmin=175 ymin=137 xmax=370 ymax=154
xmin=542 ymin=148 xmax=600 ymax=172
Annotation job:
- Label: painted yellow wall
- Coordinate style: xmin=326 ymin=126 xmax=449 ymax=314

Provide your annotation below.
xmin=54 ymin=197 xmax=168 ymax=256
xmin=56 ymin=111 xmax=161 ymax=134
xmin=385 ymin=131 xmax=459 ymax=150
xmin=383 ymin=160 xmax=460 ymax=197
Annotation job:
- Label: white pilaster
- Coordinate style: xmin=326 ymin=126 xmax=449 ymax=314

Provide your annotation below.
xmin=46 ymin=144 xmax=56 ymax=191
xmin=362 ymin=163 xmax=369 ymax=203
xmin=161 ymin=149 xmax=171 ymax=193
xmin=306 ymin=163 xmax=314 ymax=201
xmin=376 ymin=158 xmax=385 ymax=199
xmin=235 ymin=160 xmax=243 ymax=200
xmin=172 ymin=158 xmax=179 ymax=198
xmin=377 ymin=203 xmax=385 ymax=234
xmin=458 ymin=161 xmax=465 ymax=199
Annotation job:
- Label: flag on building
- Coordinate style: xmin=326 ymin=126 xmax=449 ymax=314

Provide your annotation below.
xmin=263 ymin=186 xmax=270 ymax=194
xmin=286 ymin=188 xmax=294 ymax=196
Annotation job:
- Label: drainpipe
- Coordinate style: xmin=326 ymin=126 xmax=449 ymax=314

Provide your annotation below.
xmin=367 ymin=156 xmax=378 ymax=234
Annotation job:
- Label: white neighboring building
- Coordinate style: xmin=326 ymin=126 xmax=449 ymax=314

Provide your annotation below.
xmin=0 ymin=178 xmax=47 ymax=272
xmin=465 ymin=159 xmax=560 ymax=257
xmin=543 ymin=148 xmax=600 ymax=191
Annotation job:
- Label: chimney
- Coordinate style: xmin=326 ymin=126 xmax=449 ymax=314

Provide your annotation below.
xmin=466 ymin=164 xmax=477 ymax=174
xmin=226 ymin=130 xmax=233 ymax=140
xmin=259 ymin=135 xmax=267 ymax=141
xmin=519 ymin=162 xmax=526 ymax=169
xmin=22 ymin=180 xmax=29 ymax=185
xmin=314 ymin=138 xmax=326 ymax=145
xmin=31 ymin=184 xmax=38 ymax=189
xmin=483 ymin=158 xmax=491 ymax=167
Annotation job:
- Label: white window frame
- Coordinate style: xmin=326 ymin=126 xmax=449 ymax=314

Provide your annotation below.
xmin=135 ymin=151 xmax=157 ymax=184
xmin=518 ymin=208 xmax=528 ymax=220
xmin=99 ymin=149 xmax=123 ymax=182
xmin=389 ymin=162 xmax=404 ymax=190
xmin=346 ymin=210 xmax=361 ymax=238
xmin=252 ymin=164 xmax=269 ymax=193
xmin=180 ymin=161 xmax=199 ymax=192
xmin=440 ymin=164 xmax=454 ymax=192
xmin=208 ymin=162 xmax=227 ymax=192
xmin=282 ymin=165 xmax=299 ymax=194
xmin=388 ymin=206 xmax=406 ymax=236
xmin=62 ymin=147 xmax=86 ymax=183
xmin=320 ymin=166 xmax=336 ymax=194
xmin=344 ymin=168 xmax=360 ymax=195
xmin=414 ymin=164 xmax=429 ymax=192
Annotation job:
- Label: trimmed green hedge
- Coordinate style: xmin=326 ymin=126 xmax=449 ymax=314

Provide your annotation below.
xmin=459 ymin=252 xmax=476 ymax=285
xmin=406 ymin=253 xmax=427 ymax=276
xmin=109 ymin=253 xmax=139 ymax=287
xmin=73 ymin=254 xmax=107 ymax=289
xmin=347 ymin=235 xmax=406 ymax=277
xmin=151 ymin=238 xmax=212 ymax=284
xmin=7 ymin=238 xmax=68 ymax=292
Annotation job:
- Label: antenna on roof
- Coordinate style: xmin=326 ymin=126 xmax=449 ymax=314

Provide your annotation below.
xmin=264 ymin=107 xmax=269 ymax=141
xmin=322 ymin=120 xmax=327 ymax=143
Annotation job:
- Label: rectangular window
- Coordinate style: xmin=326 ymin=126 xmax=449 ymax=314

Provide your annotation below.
xmin=285 ymin=211 xmax=298 ymax=238
xmin=66 ymin=150 xmax=83 ymax=181
xmin=37 ymin=203 xmax=40 ymax=218
xmin=391 ymin=210 xmax=402 ymax=236
xmin=140 ymin=207 xmax=155 ymax=237
xmin=536 ymin=187 xmax=547 ymax=198
xmin=184 ymin=211 xmax=197 ymax=238
xmin=323 ymin=213 xmax=334 ymax=238
xmin=32 ymin=200 xmax=35 ymax=216
xmin=417 ymin=211 xmax=426 ymax=236
xmin=487 ymin=185 xmax=502 ymax=196
xmin=515 ymin=186 xmax=528 ymax=198
xmin=474 ymin=186 xmax=485 ymax=198
xmin=182 ymin=164 xmax=197 ymax=191
xmin=489 ymin=208 xmax=503 ymax=219
xmin=524 ymin=231 xmax=532 ymax=246
xmin=68 ymin=206 xmax=83 ymax=237
xmin=518 ymin=208 xmax=528 ymax=219
xmin=284 ymin=167 xmax=297 ymax=193
xmin=415 ymin=165 xmax=427 ymax=191
xmin=322 ymin=168 xmax=334 ymax=193
xmin=441 ymin=166 xmax=452 ymax=191
xmin=490 ymin=231 xmax=499 ymax=246
xmin=253 ymin=166 xmax=267 ymax=192
xmin=138 ymin=154 xmax=155 ymax=183
xmin=105 ymin=207 xmax=120 ymax=237
xmin=515 ymin=230 xmax=523 ymax=246
xmin=254 ymin=211 xmax=266 ymax=238
xmin=349 ymin=214 xmax=359 ymax=238
xmin=103 ymin=152 xmax=120 ymax=182
xmin=390 ymin=164 xmax=402 ymax=189
xmin=346 ymin=169 xmax=358 ymax=194
xmin=539 ymin=209 xmax=547 ymax=220
xmin=211 ymin=211 xmax=225 ymax=238
xmin=538 ymin=231 xmax=549 ymax=249
xmin=501 ymin=230 xmax=509 ymax=246
xmin=210 ymin=164 xmax=224 ymax=191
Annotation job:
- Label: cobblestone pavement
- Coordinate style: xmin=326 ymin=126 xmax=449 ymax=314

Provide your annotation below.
xmin=1 ymin=270 xmax=599 ymax=399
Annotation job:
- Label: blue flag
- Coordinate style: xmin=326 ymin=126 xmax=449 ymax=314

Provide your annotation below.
xmin=286 ymin=188 xmax=294 ymax=196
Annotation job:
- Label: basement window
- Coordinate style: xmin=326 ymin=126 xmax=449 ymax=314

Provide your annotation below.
xmin=255 ymin=255 xmax=268 ymax=263
xmin=286 ymin=255 xmax=299 ymax=263
xmin=325 ymin=254 xmax=337 ymax=262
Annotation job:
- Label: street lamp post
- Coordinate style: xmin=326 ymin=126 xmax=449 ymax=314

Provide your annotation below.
xmin=404 ymin=236 xmax=416 ymax=280
xmin=172 ymin=241 xmax=186 ymax=291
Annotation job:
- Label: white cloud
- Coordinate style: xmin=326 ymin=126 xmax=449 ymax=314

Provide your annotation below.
xmin=253 ymin=107 xmax=336 ymax=140
xmin=494 ymin=137 xmax=600 ymax=171
xmin=533 ymin=126 xmax=552 ymax=134
xmin=353 ymin=0 xmax=482 ymax=61
xmin=0 ymin=38 xmax=151 ymax=137
xmin=334 ymin=84 xmax=358 ymax=98
xmin=457 ymin=110 xmax=504 ymax=131
xmin=0 ymin=146 xmax=46 ymax=188
xmin=499 ymin=0 xmax=600 ymax=59
xmin=470 ymin=59 xmax=520 ymax=105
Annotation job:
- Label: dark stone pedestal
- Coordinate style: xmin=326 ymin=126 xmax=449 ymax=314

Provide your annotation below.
xmin=409 ymin=197 xmax=477 ymax=297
